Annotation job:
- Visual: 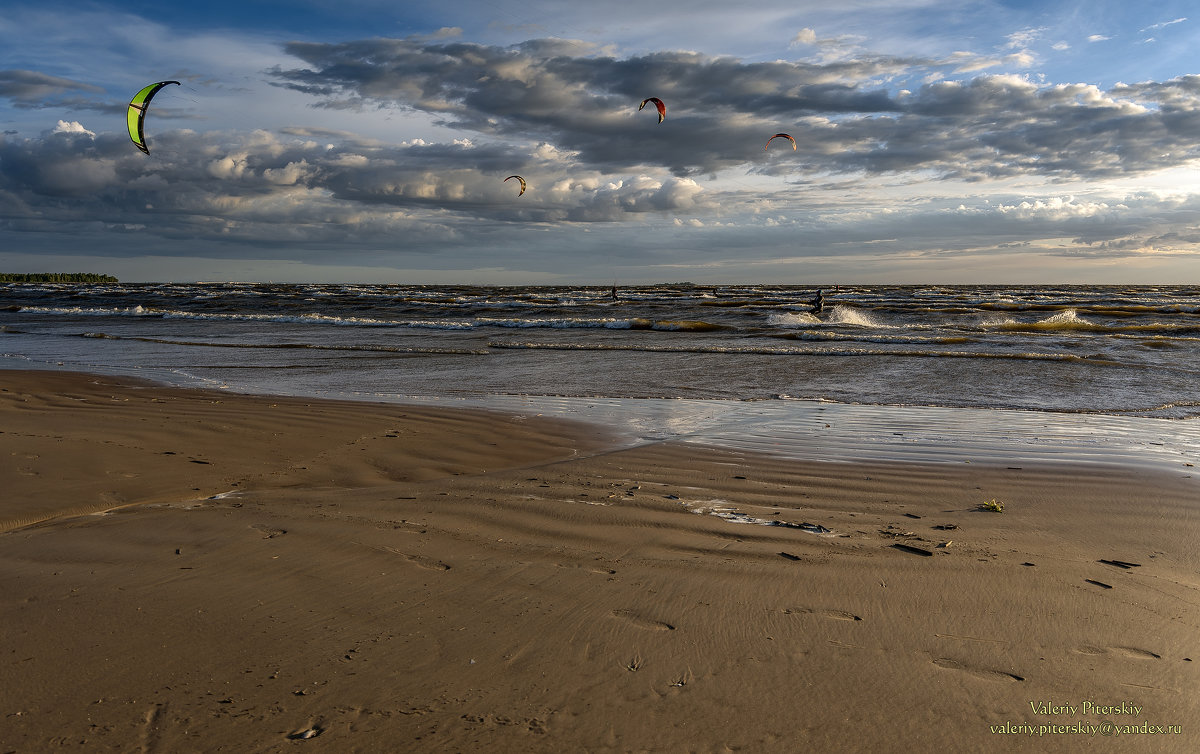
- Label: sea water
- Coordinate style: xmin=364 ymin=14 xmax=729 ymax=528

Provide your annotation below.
xmin=3 ymin=282 xmax=1199 ymax=469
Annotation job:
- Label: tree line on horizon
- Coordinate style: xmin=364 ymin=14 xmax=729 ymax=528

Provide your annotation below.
xmin=0 ymin=273 xmax=118 ymax=283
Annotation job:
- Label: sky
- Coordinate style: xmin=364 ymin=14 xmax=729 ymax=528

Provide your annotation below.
xmin=2 ymin=0 xmax=1200 ymax=283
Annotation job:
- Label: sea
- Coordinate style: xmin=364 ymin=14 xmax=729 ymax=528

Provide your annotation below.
xmin=3 ymin=282 xmax=1200 ymax=471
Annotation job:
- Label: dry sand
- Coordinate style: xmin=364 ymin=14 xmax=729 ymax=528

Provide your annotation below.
xmin=1 ymin=369 xmax=1197 ymax=752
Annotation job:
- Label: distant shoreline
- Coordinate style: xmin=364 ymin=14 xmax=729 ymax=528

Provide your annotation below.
xmin=0 ymin=273 xmax=118 ymax=283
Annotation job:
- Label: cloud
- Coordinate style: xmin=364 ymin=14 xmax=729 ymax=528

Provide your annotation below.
xmin=52 ymin=120 xmax=96 ymax=138
xmin=8 ymin=32 xmax=1198 ymax=245
xmin=991 ymin=196 xmax=1119 ymax=220
xmin=6 ymin=20 xmax=1200 ymax=280
xmin=1004 ymin=27 xmax=1045 ymax=50
xmin=269 ymin=37 xmax=917 ymax=175
xmin=267 ymin=35 xmax=1200 ymax=183
xmin=1141 ymin=17 xmax=1187 ymax=32
xmin=789 ymin=28 xmax=817 ymax=47
xmin=0 ymin=122 xmax=720 ymax=253
xmin=1109 ymin=74 xmax=1200 ymax=107
xmin=0 ymin=69 xmax=104 ymax=105
xmin=6 ymin=111 xmax=1200 ymax=279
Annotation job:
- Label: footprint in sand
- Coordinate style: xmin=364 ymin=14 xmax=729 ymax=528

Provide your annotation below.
xmin=140 ymin=703 xmax=167 ymax=754
xmin=1114 ymin=646 xmax=1162 ymax=659
xmin=403 ymin=553 xmax=451 ymax=571
xmin=610 ymin=609 xmax=675 ymax=631
xmin=249 ymin=523 xmax=287 ymax=539
xmin=933 ymin=657 xmax=1025 ymax=682
xmin=287 ymin=724 xmax=323 ymax=740
xmin=353 ymin=542 xmax=450 ymax=570
xmin=781 ymin=607 xmax=862 ymax=622
xmin=1075 ymin=645 xmax=1161 ymax=659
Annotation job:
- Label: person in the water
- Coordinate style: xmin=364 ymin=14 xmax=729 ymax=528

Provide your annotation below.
xmin=811 ymin=288 xmax=825 ymax=314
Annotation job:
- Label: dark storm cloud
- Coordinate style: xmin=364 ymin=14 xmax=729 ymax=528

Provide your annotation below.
xmin=269 ymin=38 xmax=1200 ymax=180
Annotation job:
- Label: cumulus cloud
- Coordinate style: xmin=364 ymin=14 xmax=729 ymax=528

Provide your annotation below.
xmin=51 ymin=120 xmax=95 ymax=137
xmin=0 ymin=121 xmax=721 ymax=254
xmin=992 ymin=196 xmax=1118 ymax=219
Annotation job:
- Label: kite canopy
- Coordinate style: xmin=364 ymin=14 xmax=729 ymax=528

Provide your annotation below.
xmin=639 ymin=97 xmax=666 ymax=124
xmin=127 ymin=81 xmax=180 ymax=154
xmin=504 ymin=175 xmax=526 ymax=196
xmin=765 ymin=133 xmax=797 ymax=151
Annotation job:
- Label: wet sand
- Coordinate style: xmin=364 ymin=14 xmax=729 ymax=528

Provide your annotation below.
xmin=1 ymin=369 xmax=1197 ymax=752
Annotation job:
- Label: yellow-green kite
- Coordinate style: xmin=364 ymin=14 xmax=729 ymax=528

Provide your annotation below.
xmin=127 ymin=81 xmax=179 ymax=154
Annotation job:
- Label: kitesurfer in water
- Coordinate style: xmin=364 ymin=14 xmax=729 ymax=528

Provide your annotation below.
xmin=810 ymin=289 xmax=825 ymax=314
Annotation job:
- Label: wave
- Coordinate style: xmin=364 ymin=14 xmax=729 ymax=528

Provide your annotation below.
xmin=77 ymin=332 xmax=487 ymax=355
xmin=486 ymin=339 xmax=1127 ymax=364
xmin=1080 ymin=304 xmax=1200 ymax=316
xmin=825 ymin=306 xmax=892 ymax=328
xmin=979 ymin=302 xmax=1200 ymax=316
xmin=772 ymin=330 xmax=973 ymax=346
xmin=767 ymin=312 xmax=820 ymax=327
xmin=407 ymin=316 xmax=725 ymax=331
xmin=699 ymin=298 xmax=783 ymax=308
xmin=18 ymin=305 xmax=404 ymax=328
xmin=17 ymin=306 xmax=727 ymax=333
xmin=982 ymin=308 xmax=1200 ymax=335
xmin=768 ymin=305 xmax=893 ymax=329
xmin=1125 ymin=401 xmax=1200 ymax=414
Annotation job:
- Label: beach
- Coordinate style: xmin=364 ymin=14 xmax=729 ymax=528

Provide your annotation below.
xmin=1 ymin=369 xmax=1197 ymax=752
